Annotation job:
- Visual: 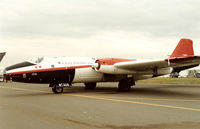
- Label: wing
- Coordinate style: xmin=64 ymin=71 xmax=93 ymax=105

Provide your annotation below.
xmin=114 ymin=56 xmax=200 ymax=71
xmin=94 ymin=39 xmax=200 ymax=75
xmin=114 ymin=59 xmax=167 ymax=70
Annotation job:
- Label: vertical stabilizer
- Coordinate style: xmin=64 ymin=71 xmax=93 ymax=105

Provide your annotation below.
xmin=0 ymin=52 xmax=6 ymax=62
xmin=170 ymin=39 xmax=194 ymax=58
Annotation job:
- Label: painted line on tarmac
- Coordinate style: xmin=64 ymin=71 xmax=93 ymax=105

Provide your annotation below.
xmin=2 ymin=86 xmax=200 ymax=102
xmin=1 ymin=86 xmax=200 ymax=112
xmin=95 ymin=96 xmax=200 ymax=102
xmin=65 ymin=94 xmax=200 ymax=112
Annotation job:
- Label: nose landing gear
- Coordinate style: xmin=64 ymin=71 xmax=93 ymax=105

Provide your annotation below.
xmin=50 ymin=83 xmax=71 ymax=94
xmin=52 ymin=85 xmax=63 ymax=94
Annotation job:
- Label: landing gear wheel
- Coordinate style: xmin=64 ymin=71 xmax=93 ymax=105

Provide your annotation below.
xmin=84 ymin=83 xmax=96 ymax=90
xmin=52 ymin=84 xmax=63 ymax=94
xmin=118 ymin=79 xmax=131 ymax=92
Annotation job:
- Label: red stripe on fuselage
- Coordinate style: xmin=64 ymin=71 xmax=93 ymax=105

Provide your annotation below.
xmin=97 ymin=58 xmax=135 ymax=65
xmin=6 ymin=65 xmax=92 ymax=75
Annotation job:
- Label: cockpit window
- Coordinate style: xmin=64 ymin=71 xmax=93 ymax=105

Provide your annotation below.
xmin=6 ymin=61 xmax=35 ymax=71
xmin=29 ymin=57 xmax=44 ymax=64
xmin=6 ymin=57 xmax=44 ymax=71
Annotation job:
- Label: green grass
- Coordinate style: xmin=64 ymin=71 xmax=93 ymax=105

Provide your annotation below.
xmin=137 ymin=77 xmax=200 ymax=84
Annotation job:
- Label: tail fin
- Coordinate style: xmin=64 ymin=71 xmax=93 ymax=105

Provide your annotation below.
xmin=170 ymin=38 xmax=194 ymax=58
xmin=0 ymin=52 xmax=6 ymax=62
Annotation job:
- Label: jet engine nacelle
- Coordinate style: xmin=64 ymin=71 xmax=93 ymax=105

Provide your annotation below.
xmin=92 ymin=59 xmax=136 ymax=74
xmin=93 ymin=58 xmax=173 ymax=75
xmin=156 ymin=67 xmax=173 ymax=75
xmin=93 ymin=64 xmax=116 ymax=74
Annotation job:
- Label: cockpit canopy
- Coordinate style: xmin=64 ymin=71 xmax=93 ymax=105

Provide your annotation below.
xmin=28 ymin=57 xmax=44 ymax=64
xmin=6 ymin=57 xmax=44 ymax=71
xmin=6 ymin=61 xmax=35 ymax=71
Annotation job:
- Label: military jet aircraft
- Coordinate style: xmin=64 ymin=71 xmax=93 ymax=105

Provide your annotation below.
xmin=5 ymin=39 xmax=200 ymax=93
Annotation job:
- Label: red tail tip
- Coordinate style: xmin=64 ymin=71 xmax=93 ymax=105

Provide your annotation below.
xmin=170 ymin=38 xmax=194 ymax=58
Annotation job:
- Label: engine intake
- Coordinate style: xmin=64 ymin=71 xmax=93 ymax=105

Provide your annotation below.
xmin=92 ymin=58 xmax=136 ymax=74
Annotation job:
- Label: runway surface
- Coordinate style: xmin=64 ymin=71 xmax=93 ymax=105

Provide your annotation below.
xmin=1 ymin=82 xmax=200 ymax=129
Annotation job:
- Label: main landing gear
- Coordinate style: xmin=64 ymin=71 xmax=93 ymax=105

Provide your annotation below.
xmin=118 ymin=78 xmax=135 ymax=92
xmin=84 ymin=83 xmax=96 ymax=90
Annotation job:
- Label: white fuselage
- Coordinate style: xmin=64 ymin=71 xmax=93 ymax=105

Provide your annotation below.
xmin=5 ymin=56 xmax=173 ymax=84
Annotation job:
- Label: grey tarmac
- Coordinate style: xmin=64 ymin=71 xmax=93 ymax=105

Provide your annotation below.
xmin=1 ymin=82 xmax=200 ymax=129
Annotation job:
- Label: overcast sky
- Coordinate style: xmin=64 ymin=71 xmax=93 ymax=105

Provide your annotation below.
xmin=0 ymin=0 xmax=200 ymax=68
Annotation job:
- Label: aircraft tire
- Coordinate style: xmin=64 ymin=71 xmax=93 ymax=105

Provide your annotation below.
xmin=118 ymin=79 xmax=131 ymax=92
xmin=84 ymin=83 xmax=96 ymax=90
xmin=52 ymin=84 xmax=64 ymax=94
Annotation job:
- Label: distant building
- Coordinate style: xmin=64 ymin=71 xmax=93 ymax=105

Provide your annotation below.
xmin=187 ymin=70 xmax=200 ymax=78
